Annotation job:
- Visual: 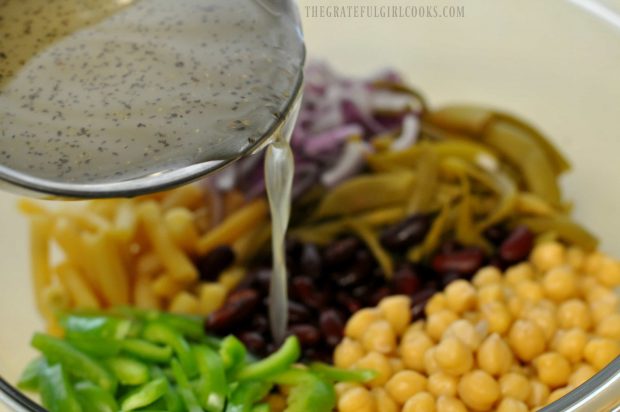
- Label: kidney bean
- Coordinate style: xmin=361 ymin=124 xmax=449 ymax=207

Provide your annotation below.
xmin=439 ymin=240 xmax=462 ymax=254
xmin=239 ymin=331 xmax=267 ymax=355
xmin=380 ymin=214 xmax=432 ymax=251
xmin=500 ymin=225 xmax=534 ymax=263
xmin=319 ymin=309 xmax=345 ymax=347
xmin=323 ymin=237 xmax=361 ymax=267
xmin=432 ymin=247 xmax=485 ymax=276
xmin=391 ymin=265 xmax=421 ymax=295
xmin=206 ymin=289 xmax=260 ymax=332
xmin=300 ymin=243 xmax=322 ymax=278
xmin=288 ymin=301 xmax=312 ymax=323
xmin=197 ymin=245 xmax=235 ymax=281
xmin=289 ymin=324 xmax=321 ymax=347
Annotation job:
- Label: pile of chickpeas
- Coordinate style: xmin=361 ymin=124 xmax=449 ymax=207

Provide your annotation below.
xmin=333 ymin=241 xmax=620 ymax=412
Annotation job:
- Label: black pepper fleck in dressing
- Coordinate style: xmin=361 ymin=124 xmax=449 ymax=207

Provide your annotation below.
xmin=0 ymin=0 xmax=303 ymax=184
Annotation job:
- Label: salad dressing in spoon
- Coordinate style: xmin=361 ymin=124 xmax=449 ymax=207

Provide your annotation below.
xmin=0 ymin=0 xmax=304 ymax=341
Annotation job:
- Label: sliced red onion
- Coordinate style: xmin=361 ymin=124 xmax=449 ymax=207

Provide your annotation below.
xmin=200 ymin=178 xmax=225 ymax=228
xmin=391 ymin=114 xmax=420 ymax=151
xmin=341 ymin=99 xmax=384 ymax=135
xmin=321 ymin=141 xmax=372 ymax=188
xmin=371 ymin=90 xmax=418 ymax=112
xmin=303 ymin=124 xmax=364 ymax=156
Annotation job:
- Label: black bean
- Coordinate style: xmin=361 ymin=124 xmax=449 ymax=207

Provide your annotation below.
xmin=483 ymin=225 xmax=508 ymax=245
xmin=319 ymin=309 xmax=345 ymax=347
xmin=432 ymin=247 xmax=486 ymax=276
xmin=289 ymin=324 xmax=321 ymax=347
xmin=440 ymin=272 xmax=462 ymax=288
xmin=291 ymin=276 xmax=326 ymax=309
xmin=250 ymin=315 xmax=269 ymax=333
xmin=288 ymin=301 xmax=312 ymax=323
xmin=323 ymin=237 xmax=361 ymax=267
xmin=197 ymin=245 xmax=235 ymax=281
xmin=206 ymin=289 xmax=260 ymax=332
xmin=336 ymin=292 xmax=363 ymax=314
xmin=238 ymin=331 xmax=266 ymax=355
xmin=380 ymin=214 xmax=432 ymax=251
xmin=410 ymin=287 xmax=437 ymax=320
xmin=391 ymin=265 xmax=421 ymax=295
xmin=300 ymin=243 xmax=322 ymax=278
xmin=500 ymin=226 xmax=534 ymax=263
xmin=369 ymin=286 xmax=391 ymax=306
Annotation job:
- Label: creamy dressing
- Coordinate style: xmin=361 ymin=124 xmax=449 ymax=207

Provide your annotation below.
xmin=0 ymin=0 xmax=303 ymax=185
xmin=0 ymin=0 xmax=303 ymax=341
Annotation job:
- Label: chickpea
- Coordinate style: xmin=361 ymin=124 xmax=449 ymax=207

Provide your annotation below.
xmin=557 ymin=299 xmax=592 ymax=331
xmin=508 ymin=319 xmax=546 ymax=362
xmin=533 ymin=352 xmax=571 ymax=388
xmin=589 ymin=293 xmax=619 ymax=324
xmin=514 ymin=280 xmax=544 ymax=302
xmin=436 ymin=395 xmax=468 ymax=412
xmin=334 ymin=338 xmax=366 ymax=368
xmin=505 ymin=263 xmax=535 ymax=286
xmin=424 ymin=347 xmax=441 ymax=375
xmin=566 ymin=247 xmax=586 ymax=271
xmin=522 ymin=305 xmax=557 ymax=342
xmin=385 ymin=370 xmax=428 ymax=404
xmin=426 ymin=309 xmax=459 ymax=341
xmin=472 ymin=266 xmax=503 ymax=287
xmin=378 ymin=295 xmax=412 ymax=336
xmin=435 ymin=337 xmax=474 ymax=376
xmin=400 ymin=330 xmax=434 ymax=372
xmin=443 ymin=319 xmax=482 ymax=350
xmin=584 ymin=251 xmax=605 ymax=275
xmin=457 ymin=370 xmax=501 ymax=411
xmin=477 ymin=284 xmax=505 ymax=306
xmin=372 ymin=388 xmax=399 ymax=412
xmin=338 ymin=386 xmax=377 ymax=412
xmin=527 ymin=379 xmax=550 ymax=409
xmin=596 ymin=313 xmax=620 ymax=339
xmin=346 ymin=308 xmax=381 ymax=340
xmin=335 ymin=382 xmax=361 ymax=397
xmin=542 ymin=266 xmax=578 ymax=302
xmin=569 ymin=363 xmax=597 ymax=387
xmin=499 ymin=372 xmax=531 ymax=402
xmin=594 ymin=255 xmax=620 ymax=288
xmin=428 ymin=372 xmax=458 ymax=397
xmin=426 ymin=293 xmax=448 ymax=316
xmin=480 ymin=301 xmax=513 ymax=335
xmin=546 ymin=386 xmax=573 ymax=405
xmin=496 ymin=398 xmax=529 ymax=412
xmin=584 ymin=337 xmax=620 ymax=371
xmin=477 ymin=333 xmax=514 ymax=376
xmin=265 ymin=394 xmax=287 ymax=412
xmin=507 ymin=295 xmax=530 ymax=319
xmin=402 ymin=392 xmax=435 ymax=412
xmin=551 ymin=328 xmax=587 ymax=363
xmin=531 ymin=241 xmax=565 ymax=273
xmin=389 ymin=357 xmax=404 ymax=373
xmin=363 ymin=320 xmax=397 ymax=354
xmin=444 ymin=280 xmax=477 ymax=313
xmin=356 ymin=352 xmax=393 ymax=387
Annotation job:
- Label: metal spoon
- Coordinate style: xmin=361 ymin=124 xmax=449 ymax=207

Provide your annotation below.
xmin=0 ymin=0 xmax=305 ymax=198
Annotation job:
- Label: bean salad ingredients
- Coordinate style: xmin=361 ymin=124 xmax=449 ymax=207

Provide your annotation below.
xmin=333 ymin=242 xmax=620 ymax=411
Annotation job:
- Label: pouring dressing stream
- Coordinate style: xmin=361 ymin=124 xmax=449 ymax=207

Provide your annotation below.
xmin=0 ymin=0 xmax=304 ymax=341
